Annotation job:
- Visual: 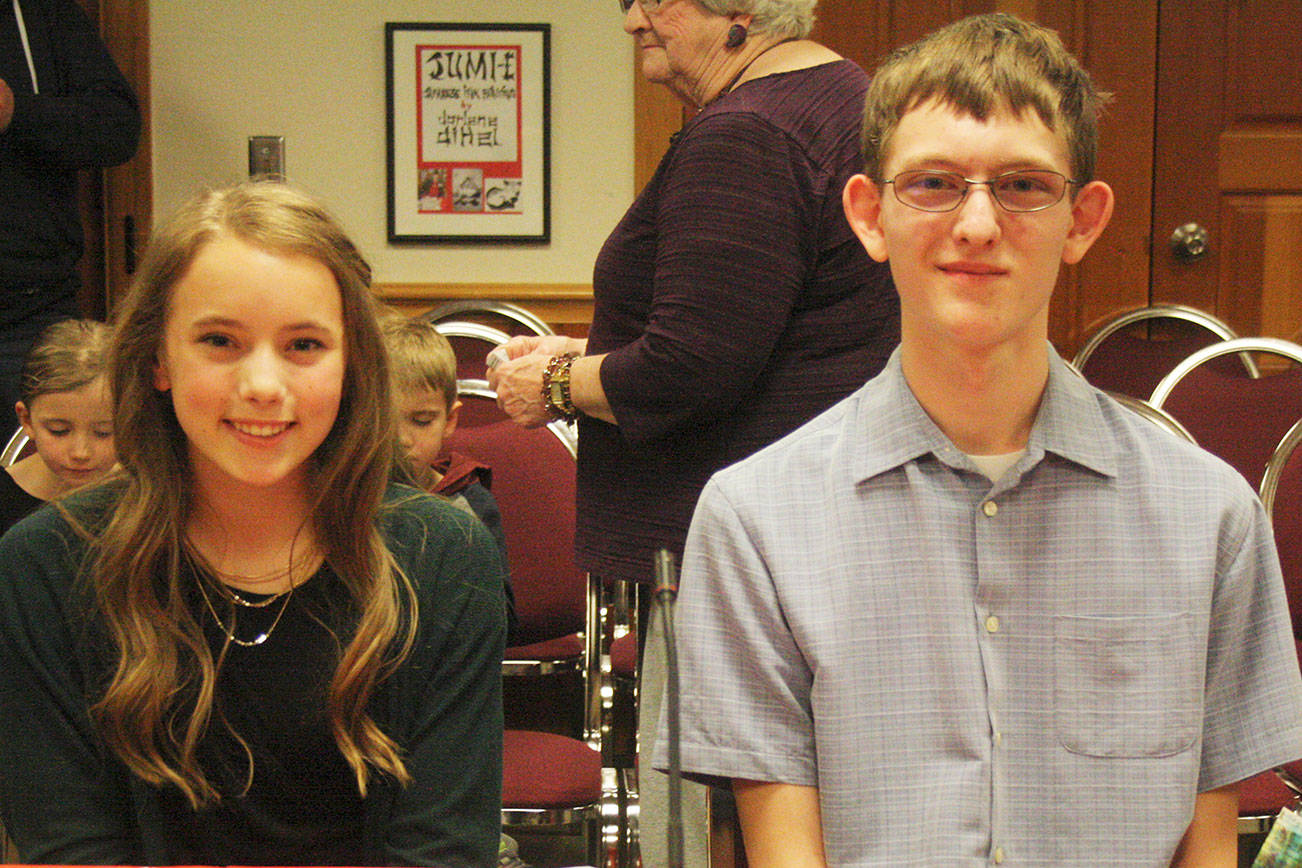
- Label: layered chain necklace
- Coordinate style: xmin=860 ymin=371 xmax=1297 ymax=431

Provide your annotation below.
xmin=186 ymin=544 xmax=319 ymax=648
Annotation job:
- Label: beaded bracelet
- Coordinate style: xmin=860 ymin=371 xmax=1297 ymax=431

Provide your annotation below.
xmin=541 ymin=353 xmax=579 ymax=421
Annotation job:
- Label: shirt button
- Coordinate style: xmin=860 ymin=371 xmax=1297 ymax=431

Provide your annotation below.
xmin=994 ymin=731 xmax=1003 ymax=746
xmin=985 ymin=615 xmax=1000 ymax=633
xmin=982 ymin=500 xmax=998 ymax=517
xmin=994 ymin=846 xmax=1006 ymax=864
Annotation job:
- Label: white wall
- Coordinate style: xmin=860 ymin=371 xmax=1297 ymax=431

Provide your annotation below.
xmin=150 ymin=1 xmax=635 ymax=286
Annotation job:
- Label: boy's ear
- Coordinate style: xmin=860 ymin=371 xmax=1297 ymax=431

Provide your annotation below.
xmin=1062 ymin=180 xmax=1114 ymax=265
xmin=15 ymin=401 xmax=31 ymax=434
xmin=443 ymin=399 xmax=461 ymax=439
xmin=843 ymin=174 xmax=889 ymax=263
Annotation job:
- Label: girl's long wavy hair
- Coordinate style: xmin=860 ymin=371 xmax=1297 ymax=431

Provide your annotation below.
xmin=89 ymin=181 xmax=417 ymax=807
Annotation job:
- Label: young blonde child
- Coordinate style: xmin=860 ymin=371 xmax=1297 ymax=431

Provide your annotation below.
xmin=1 ymin=318 xmax=116 ymax=533
xmin=0 ymin=181 xmax=505 ymax=867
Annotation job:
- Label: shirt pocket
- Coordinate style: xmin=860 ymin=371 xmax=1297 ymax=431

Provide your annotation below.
xmin=1054 ymin=613 xmax=1200 ymax=758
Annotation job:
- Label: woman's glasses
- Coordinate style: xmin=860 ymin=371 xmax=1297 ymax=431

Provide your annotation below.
xmin=882 ymin=169 xmax=1077 ymax=213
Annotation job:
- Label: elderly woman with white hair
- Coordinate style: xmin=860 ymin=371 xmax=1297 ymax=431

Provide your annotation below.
xmin=489 ymin=2 xmax=898 ymax=861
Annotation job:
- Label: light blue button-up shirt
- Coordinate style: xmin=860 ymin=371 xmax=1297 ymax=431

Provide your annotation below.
xmin=666 ymin=348 xmax=1302 ymax=866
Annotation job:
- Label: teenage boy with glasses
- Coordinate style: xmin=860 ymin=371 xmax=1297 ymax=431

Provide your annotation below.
xmin=660 ymin=13 xmax=1302 ymax=866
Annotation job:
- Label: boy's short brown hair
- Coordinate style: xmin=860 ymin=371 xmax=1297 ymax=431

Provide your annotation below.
xmin=861 ymin=12 xmax=1111 ymax=185
xmin=379 ymin=312 xmax=458 ymax=409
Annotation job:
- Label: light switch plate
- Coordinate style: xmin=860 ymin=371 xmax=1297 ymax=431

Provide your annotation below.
xmin=248 ymin=136 xmax=285 ymax=178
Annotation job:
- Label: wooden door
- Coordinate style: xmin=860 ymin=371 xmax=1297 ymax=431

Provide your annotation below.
xmin=1152 ymin=0 xmax=1302 ymax=343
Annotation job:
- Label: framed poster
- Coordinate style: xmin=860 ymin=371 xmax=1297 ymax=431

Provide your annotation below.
xmin=386 ymin=23 xmax=550 ymax=243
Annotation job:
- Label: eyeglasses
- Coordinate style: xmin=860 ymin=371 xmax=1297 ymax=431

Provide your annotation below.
xmin=618 ymin=0 xmax=660 ymax=12
xmin=882 ymin=169 xmax=1077 ymax=213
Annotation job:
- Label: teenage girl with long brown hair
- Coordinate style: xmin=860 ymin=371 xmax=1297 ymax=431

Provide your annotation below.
xmin=0 ymin=181 xmax=506 ymax=867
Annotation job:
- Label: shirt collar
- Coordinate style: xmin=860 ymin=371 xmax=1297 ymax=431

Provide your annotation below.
xmin=850 ymin=346 xmax=1118 ymax=484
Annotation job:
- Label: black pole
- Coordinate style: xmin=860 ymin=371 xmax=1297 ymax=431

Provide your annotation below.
xmin=654 ymin=548 xmax=684 ymax=868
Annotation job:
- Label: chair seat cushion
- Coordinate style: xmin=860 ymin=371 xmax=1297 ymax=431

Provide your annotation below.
xmin=503 ymin=729 xmax=603 ymax=808
xmin=1240 ymin=768 xmax=1297 ymax=816
xmin=610 ymin=631 xmax=638 ymax=679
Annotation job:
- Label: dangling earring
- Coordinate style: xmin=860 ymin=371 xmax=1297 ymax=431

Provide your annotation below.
xmin=725 ymin=22 xmax=747 ymax=49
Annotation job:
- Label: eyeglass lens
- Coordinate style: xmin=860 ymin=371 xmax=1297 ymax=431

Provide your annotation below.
xmin=618 ymin=0 xmax=635 ymax=11
xmin=890 ymin=170 xmax=1070 ymax=213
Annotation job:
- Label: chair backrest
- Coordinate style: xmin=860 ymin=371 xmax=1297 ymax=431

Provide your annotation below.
xmin=1072 ymin=303 xmax=1250 ymax=399
xmin=422 ymin=299 xmax=553 ymax=338
xmin=1 ymin=428 xmax=31 ymax=466
xmin=1260 ymin=418 xmax=1302 ymax=640
xmin=446 ymin=411 xmax=583 ymax=645
xmin=1151 ymin=337 xmax=1302 ymax=489
xmin=433 ymin=320 xmax=511 ymax=382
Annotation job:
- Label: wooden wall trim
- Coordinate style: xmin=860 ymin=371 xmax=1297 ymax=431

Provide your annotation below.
xmin=375 ymin=282 xmax=592 ymax=302
xmin=374 ymin=282 xmax=595 ymax=331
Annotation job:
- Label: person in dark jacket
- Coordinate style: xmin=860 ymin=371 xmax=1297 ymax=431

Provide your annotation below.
xmin=0 ymin=0 xmax=140 ymax=418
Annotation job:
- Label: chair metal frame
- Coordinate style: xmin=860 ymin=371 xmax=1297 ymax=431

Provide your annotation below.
xmin=1149 ymin=337 xmax=1302 ymax=409
xmin=1239 ymin=416 xmax=1302 ymax=833
xmin=422 ymin=299 xmax=554 ymax=337
xmin=1262 ymin=417 xmax=1302 ymax=519
xmin=1072 ymin=303 xmax=1248 ymax=372
xmin=1 ymin=427 xmax=30 ymax=466
xmin=432 ymin=320 xmax=513 ymax=352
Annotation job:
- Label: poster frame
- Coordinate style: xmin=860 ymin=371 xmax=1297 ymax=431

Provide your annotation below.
xmin=385 ymin=22 xmax=551 ymax=244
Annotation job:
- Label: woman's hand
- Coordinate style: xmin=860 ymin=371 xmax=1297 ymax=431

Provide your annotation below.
xmin=487 ymin=352 xmax=554 ymax=428
xmin=486 ymin=335 xmax=585 ymax=371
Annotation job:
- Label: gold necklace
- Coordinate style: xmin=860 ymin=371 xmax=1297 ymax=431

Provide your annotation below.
xmin=185 ymin=546 xmax=305 ymax=647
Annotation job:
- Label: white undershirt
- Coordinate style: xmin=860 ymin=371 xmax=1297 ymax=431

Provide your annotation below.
xmin=966 ymin=450 xmax=1026 ymax=483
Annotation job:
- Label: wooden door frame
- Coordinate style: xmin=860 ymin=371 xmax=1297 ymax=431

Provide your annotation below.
xmin=73 ymin=0 xmax=150 ymax=318
xmin=99 ymin=0 xmax=150 ymax=315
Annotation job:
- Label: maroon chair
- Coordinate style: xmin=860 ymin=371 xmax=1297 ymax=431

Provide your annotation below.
xmin=1262 ymin=417 xmax=1302 ymax=652
xmin=452 ymin=380 xmax=510 ymax=439
xmin=1150 ymin=338 xmax=1302 ymax=490
xmin=1239 ymin=419 xmax=1302 ymax=833
xmin=445 ymin=415 xmax=626 ymax=864
xmin=1072 ymin=304 xmax=1248 ymax=400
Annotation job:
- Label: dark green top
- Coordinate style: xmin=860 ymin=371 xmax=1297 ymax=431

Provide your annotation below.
xmin=0 ymin=482 xmax=505 ymax=866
